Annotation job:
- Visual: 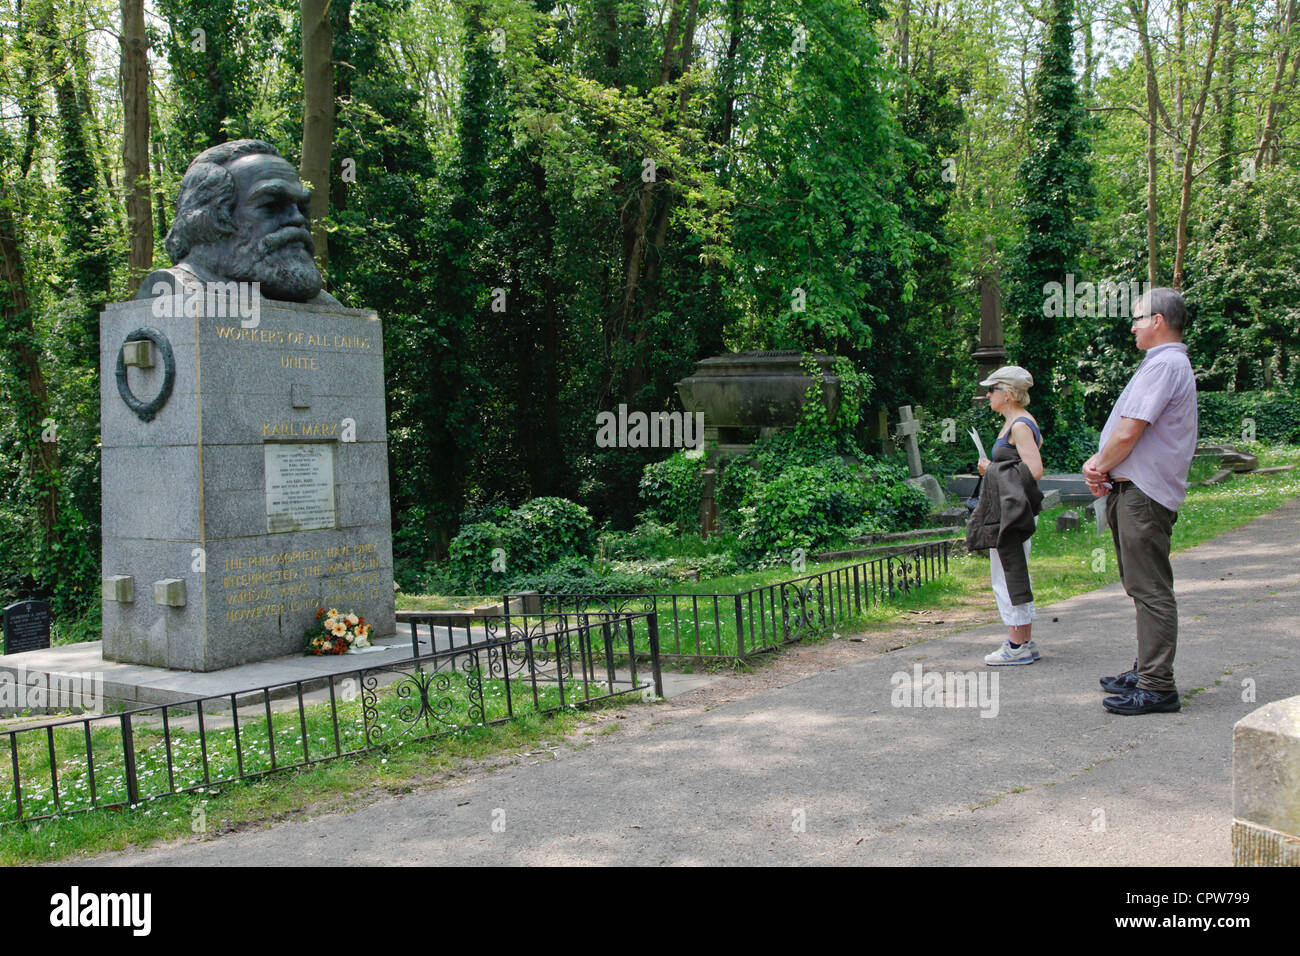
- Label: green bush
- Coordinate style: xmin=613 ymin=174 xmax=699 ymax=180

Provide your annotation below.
xmin=445 ymin=497 xmax=597 ymax=592
xmin=727 ymin=434 xmax=930 ymax=558
xmin=447 ymin=521 xmax=506 ymax=593
xmin=504 ymin=557 xmax=664 ymax=595
xmin=503 ymin=497 xmax=597 ymax=574
xmin=638 ymin=450 xmax=707 ymax=531
xmin=1198 ymin=390 xmax=1300 ymax=444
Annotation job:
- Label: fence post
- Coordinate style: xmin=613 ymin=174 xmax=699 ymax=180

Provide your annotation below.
xmin=852 ymin=564 xmax=861 ymax=613
xmin=647 ymin=612 xmax=665 ymax=699
xmin=120 ymin=713 xmax=140 ymax=806
xmin=734 ymin=594 xmax=746 ymax=659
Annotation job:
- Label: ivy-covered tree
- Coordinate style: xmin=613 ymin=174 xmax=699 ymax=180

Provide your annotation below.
xmin=1002 ymin=0 xmax=1095 ymax=457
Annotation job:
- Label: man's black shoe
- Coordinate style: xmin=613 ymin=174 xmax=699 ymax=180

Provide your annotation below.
xmin=1099 ymin=666 xmax=1139 ymax=694
xmin=1103 ymin=688 xmax=1181 ymax=715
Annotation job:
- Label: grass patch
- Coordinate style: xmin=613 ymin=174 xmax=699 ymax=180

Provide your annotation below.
xmin=0 ymin=687 xmax=621 ymax=864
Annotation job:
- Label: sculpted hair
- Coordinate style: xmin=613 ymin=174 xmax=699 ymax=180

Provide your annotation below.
xmin=164 ymin=140 xmax=284 ymax=264
xmin=1143 ymin=286 xmax=1187 ymax=335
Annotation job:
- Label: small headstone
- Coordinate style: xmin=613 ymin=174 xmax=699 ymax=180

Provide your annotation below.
xmin=1253 ymin=466 xmax=1296 ymax=476
xmin=896 ymin=406 xmax=923 ymax=478
xmin=1203 ymin=468 xmax=1235 ymax=486
xmin=1093 ymin=497 xmax=1107 ymax=534
xmin=906 ymin=474 xmax=947 ymax=511
xmin=1056 ymin=510 xmax=1081 ymax=533
xmin=1040 ymin=488 xmax=1062 ymax=510
xmin=3 ymin=600 xmax=52 ymax=655
xmin=938 ymin=506 xmax=969 ymax=526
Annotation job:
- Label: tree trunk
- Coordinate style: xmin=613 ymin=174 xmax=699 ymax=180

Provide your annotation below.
xmin=300 ymin=0 xmax=335 ymax=272
xmin=1216 ymin=5 xmax=1238 ymax=186
xmin=617 ymin=0 xmax=696 ymax=398
xmin=1254 ymin=0 xmax=1297 ymax=170
xmin=1173 ymin=2 xmax=1223 ymax=291
xmin=1131 ymin=0 xmax=1162 ymax=283
xmin=121 ymin=0 xmax=153 ymax=294
xmin=0 ymin=182 xmax=61 ymax=538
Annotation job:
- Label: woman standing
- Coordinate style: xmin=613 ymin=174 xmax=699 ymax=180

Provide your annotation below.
xmin=975 ymin=366 xmax=1045 ymax=665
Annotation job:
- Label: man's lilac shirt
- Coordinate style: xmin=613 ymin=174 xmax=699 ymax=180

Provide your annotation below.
xmin=1099 ymin=341 xmax=1198 ymax=511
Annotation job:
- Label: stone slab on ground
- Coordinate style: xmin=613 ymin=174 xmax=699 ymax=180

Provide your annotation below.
xmin=0 ymin=625 xmax=720 ymax=717
xmin=88 ymin=495 xmax=1300 ymax=867
xmin=0 ymin=636 xmax=412 ymax=712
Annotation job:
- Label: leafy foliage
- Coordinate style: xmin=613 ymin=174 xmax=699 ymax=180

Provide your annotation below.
xmin=638 ymin=450 xmax=707 ymax=531
xmin=446 ymin=496 xmax=596 ymax=592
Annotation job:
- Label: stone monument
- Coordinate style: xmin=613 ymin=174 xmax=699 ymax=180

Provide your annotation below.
xmin=896 ymin=405 xmax=946 ymax=510
xmin=100 ymin=140 xmax=395 ymax=671
xmin=971 ymin=273 xmax=1007 ymax=406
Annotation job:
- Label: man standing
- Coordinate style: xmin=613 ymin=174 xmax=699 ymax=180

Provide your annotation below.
xmin=1082 ymin=288 xmax=1198 ymax=715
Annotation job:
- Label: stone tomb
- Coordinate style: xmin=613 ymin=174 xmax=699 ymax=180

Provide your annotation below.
xmin=100 ymin=295 xmax=395 ymax=671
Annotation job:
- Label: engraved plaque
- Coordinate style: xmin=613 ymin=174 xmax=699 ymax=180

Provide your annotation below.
xmin=265 ymin=443 xmax=337 ymax=533
xmin=3 ymin=600 xmax=51 ymax=654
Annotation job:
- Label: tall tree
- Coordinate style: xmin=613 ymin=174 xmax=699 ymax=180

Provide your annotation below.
xmin=1003 ymin=0 xmax=1094 ymax=453
xmin=120 ymin=0 xmax=153 ymax=293
xmin=300 ymin=0 xmax=335 ymax=272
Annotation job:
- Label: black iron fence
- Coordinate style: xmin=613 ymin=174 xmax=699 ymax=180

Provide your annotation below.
xmin=506 ymin=540 xmax=952 ymax=663
xmin=2 ymin=612 xmax=661 ymax=824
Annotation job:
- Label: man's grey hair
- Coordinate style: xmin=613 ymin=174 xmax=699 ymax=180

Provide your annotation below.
xmin=165 ymin=140 xmax=285 ymax=264
xmin=1141 ymin=286 xmax=1187 ymax=336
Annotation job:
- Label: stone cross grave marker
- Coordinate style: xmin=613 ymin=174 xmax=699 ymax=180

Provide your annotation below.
xmin=897 ymin=406 xmax=923 ymax=478
xmin=3 ymin=600 xmax=51 ymax=655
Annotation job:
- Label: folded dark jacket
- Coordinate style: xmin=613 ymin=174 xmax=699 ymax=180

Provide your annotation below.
xmin=966 ymin=455 xmax=1043 ymax=605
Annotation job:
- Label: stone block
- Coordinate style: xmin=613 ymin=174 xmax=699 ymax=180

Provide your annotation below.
xmin=906 ymin=473 xmax=947 ymax=511
xmin=1224 ymin=452 xmax=1259 ymax=473
xmin=154 ymin=578 xmax=187 ymax=607
xmin=121 ymin=340 xmax=154 ymax=367
xmin=937 ymin=506 xmax=969 ymax=527
xmin=1232 ymin=695 xmax=1300 ymax=866
xmin=1040 ymin=488 xmax=1062 ymax=510
xmin=104 ymin=575 xmax=134 ymax=603
xmin=1056 ymin=510 xmax=1080 ymax=533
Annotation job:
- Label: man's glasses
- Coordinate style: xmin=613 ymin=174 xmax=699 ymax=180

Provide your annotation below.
xmin=1133 ymin=311 xmax=1162 ymax=324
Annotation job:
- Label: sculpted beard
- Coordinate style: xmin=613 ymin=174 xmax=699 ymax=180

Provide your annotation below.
xmin=228 ymin=225 xmax=322 ymax=301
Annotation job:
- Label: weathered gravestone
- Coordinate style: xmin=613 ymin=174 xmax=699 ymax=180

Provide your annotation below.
xmin=2 ymin=600 xmax=51 ymax=655
xmin=897 ymin=405 xmax=946 ymax=510
xmin=1056 ymin=510 xmax=1081 ymax=533
xmin=100 ymin=140 xmax=395 ymax=671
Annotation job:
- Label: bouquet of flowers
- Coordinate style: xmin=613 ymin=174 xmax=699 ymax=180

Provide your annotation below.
xmin=304 ymin=607 xmax=372 ymax=655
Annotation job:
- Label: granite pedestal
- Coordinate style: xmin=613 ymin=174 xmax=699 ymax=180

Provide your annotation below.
xmin=100 ymin=294 xmax=396 ymax=671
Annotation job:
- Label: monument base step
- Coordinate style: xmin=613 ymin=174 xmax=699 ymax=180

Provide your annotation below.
xmin=0 ymin=635 xmax=408 ymax=716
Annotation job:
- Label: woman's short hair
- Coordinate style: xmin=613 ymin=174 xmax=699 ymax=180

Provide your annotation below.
xmin=1002 ymin=384 xmax=1030 ymax=407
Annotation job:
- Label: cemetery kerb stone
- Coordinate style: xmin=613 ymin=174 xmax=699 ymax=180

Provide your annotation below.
xmin=100 ymin=294 xmax=396 ymax=671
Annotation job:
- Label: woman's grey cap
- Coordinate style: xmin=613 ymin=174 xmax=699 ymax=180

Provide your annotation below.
xmin=979 ymin=365 xmax=1034 ymax=390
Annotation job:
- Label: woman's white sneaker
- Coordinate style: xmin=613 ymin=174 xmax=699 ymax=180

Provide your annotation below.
xmin=984 ymin=640 xmax=1039 ymax=665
